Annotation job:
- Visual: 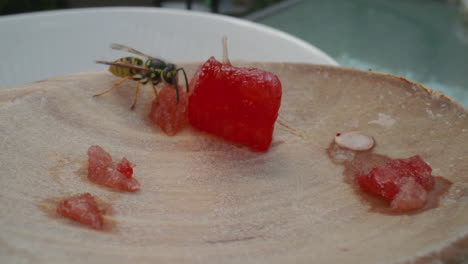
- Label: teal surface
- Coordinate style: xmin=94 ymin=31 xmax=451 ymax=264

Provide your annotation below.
xmin=255 ymin=0 xmax=468 ymax=106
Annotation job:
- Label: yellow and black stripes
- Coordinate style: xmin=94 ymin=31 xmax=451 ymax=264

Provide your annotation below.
xmin=109 ymin=57 xmax=143 ymax=77
xmin=150 ymin=68 xmax=163 ymax=81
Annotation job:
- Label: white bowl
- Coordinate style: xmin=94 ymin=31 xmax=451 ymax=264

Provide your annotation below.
xmin=0 ymin=7 xmax=337 ymax=88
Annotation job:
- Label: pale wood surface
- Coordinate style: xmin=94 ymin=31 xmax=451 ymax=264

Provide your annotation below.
xmin=0 ymin=63 xmax=467 ymax=263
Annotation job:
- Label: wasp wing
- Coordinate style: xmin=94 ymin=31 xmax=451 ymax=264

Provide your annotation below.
xmin=96 ymin=60 xmax=151 ymax=72
xmin=110 ymin=44 xmax=158 ymax=59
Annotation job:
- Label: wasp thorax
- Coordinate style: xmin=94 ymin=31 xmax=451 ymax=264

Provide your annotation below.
xmin=145 ymin=59 xmax=167 ymax=70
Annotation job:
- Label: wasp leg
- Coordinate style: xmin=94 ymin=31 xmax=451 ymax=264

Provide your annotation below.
xmin=151 ymin=80 xmax=160 ymax=97
xmin=130 ymin=81 xmax=141 ymax=110
xmin=128 ymin=76 xmax=147 ymax=110
xmin=93 ymin=76 xmax=132 ymax=97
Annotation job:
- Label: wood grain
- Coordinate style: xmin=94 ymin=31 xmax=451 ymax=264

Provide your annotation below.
xmin=0 ymin=63 xmax=467 ymax=264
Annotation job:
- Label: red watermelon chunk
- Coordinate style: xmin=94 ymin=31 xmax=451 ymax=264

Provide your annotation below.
xmin=390 ymin=177 xmax=427 ymax=211
xmin=87 ymin=145 xmax=140 ymax=192
xmin=356 ymin=155 xmax=435 ymax=211
xmin=56 ymin=193 xmax=104 ymax=230
xmin=148 ymin=85 xmax=189 ymax=136
xmin=116 ymin=157 xmax=135 ymax=178
xmin=188 ymin=57 xmax=282 ymax=152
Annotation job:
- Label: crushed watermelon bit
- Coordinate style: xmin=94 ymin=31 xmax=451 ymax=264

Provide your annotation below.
xmin=356 ymin=155 xmax=435 ymax=211
xmin=116 ymin=157 xmax=135 ymax=178
xmin=390 ymin=177 xmax=427 ymax=211
xmin=148 ymin=85 xmax=189 ymax=136
xmin=56 ymin=193 xmax=104 ymax=230
xmin=188 ymin=57 xmax=282 ymax=152
xmin=87 ymin=145 xmax=140 ymax=192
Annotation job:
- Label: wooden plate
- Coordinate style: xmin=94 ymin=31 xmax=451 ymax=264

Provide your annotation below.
xmin=1 ymin=63 xmax=467 ymax=263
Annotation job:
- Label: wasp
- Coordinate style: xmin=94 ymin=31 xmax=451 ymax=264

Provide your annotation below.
xmin=95 ymin=43 xmax=189 ymax=109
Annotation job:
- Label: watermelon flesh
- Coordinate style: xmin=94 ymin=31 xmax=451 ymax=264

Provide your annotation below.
xmin=56 ymin=193 xmax=104 ymax=230
xmin=148 ymin=85 xmax=189 ymax=136
xmin=356 ymin=155 xmax=435 ymax=211
xmin=188 ymin=57 xmax=282 ymax=152
xmin=87 ymin=145 xmax=140 ymax=192
xmin=390 ymin=177 xmax=428 ymax=211
xmin=116 ymin=157 xmax=135 ymax=178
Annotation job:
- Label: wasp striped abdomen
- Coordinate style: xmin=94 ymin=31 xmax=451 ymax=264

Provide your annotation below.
xmin=109 ymin=57 xmax=143 ymax=77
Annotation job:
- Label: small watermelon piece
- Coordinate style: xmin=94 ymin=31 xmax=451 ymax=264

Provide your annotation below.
xmin=390 ymin=177 xmax=427 ymax=211
xmin=356 ymin=155 xmax=435 ymax=211
xmin=116 ymin=157 xmax=135 ymax=178
xmin=87 ymin=145 xmax=140 ymax=192
xmin=148 ymin=85 xmax=189 ymax=136
xmin=188 ymin=57 xmax=282 ymax=152
xmin=56 ymin=193 xmax=104 ymax=230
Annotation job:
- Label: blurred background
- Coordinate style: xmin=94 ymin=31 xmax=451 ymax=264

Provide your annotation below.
xmin=1 ymin=0 xmax=467 ymax=105
xmin=0 ymin=0 xmax=282 ymax=16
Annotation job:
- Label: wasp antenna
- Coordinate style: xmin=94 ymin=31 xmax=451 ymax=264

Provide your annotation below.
xmin=173 ymin=75 xmax=180 ymax=104
xmin=176 ymin=68 xmax=189 ymax=93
